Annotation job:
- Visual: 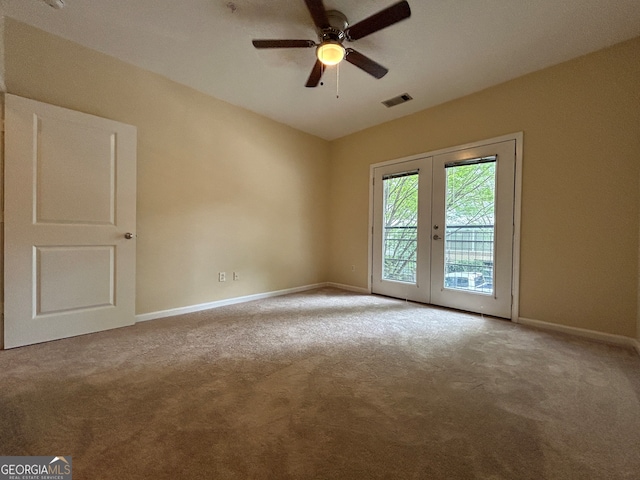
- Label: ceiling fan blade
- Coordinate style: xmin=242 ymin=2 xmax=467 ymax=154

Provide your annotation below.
xmin=304 ymin=0 xmax=330 ymax=30
xmin=305 ymin=60 xmax=324 ymax=87
xmin=344 ymin=1 xmax=411 ymax=41
xmin=345 ymin=49 xmax=388 ymax=79
xmin=252 ymin=39 xmax=316 ymax=49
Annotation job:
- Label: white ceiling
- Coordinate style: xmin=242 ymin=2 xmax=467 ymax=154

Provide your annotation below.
xmin=2 ymin=0 xmax=640 ymax=140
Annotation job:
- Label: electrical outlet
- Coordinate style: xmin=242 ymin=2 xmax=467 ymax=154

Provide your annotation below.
xmin=219 ymin=272 xmax=226 ymax=282
xmin=233 ymin=272 xmax=240 ymax=281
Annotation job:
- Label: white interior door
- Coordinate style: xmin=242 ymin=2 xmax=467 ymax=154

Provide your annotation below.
xmin=371 ymin=139 xmax=516 ymax=319
xmin=4 ymin=94 xmax=137 ymax=348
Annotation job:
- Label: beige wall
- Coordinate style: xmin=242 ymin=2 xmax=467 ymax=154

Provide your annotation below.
xmin=3 ymin=18 xmax=329 ymax=315
xmin=329 ymin=36 xmax=640 ymax=337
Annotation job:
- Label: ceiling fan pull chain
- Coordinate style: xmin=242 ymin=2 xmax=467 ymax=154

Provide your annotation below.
xmin=336 ymin=63 xmax=340 ymax=99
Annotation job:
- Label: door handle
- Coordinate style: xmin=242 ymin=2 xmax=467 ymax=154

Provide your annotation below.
xmin=124 ymin=232 xmax=135 ymax=239
xmin=433 ymin=234 xmax=441 ymax=240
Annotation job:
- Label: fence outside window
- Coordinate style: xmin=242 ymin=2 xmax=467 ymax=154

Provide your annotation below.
xmin=383 ymin=225 xmax=494 ymax=284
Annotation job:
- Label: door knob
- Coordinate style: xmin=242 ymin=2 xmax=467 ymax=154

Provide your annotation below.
xmin=124 ymin=232 xmax=135 ymax=239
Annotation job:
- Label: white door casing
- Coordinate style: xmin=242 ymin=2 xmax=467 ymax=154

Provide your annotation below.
xmin=4 ymin=94 xmax=137 ymax=348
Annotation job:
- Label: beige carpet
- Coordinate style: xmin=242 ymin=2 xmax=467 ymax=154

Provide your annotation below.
xmin=1 ymin=287 xmax=639 ymax=479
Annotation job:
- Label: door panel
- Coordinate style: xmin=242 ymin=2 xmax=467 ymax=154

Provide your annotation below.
xmin=36 ymin=246 xmax=115 ymax=315
xmin=36 ymin=118 xmax=116 ymax=225
xmin=4 ymin=94 xmax=137 ymax=348
xmin=372 ymin=157 xmax=431 ymax=303
xmin=430 ymin=140 xmax=515 ymax=318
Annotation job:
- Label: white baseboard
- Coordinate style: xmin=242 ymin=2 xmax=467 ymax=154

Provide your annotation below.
xmin=517 ymin=317 xmax=638 ymax=352
xmin=326 ymin=282 xmax=370 ymax=294
xmin=136 ymin=283 xmax=328 ymax=323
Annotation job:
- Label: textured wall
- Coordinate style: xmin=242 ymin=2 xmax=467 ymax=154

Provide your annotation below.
xmin=4 ymin=18 xmax=330 ymax=315
xmin=329 ymin=37 xmax=640 ymax=337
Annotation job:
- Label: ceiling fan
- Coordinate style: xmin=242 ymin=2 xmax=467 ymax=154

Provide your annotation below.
xmin=252 ymin=0 xmax=411 ymax=87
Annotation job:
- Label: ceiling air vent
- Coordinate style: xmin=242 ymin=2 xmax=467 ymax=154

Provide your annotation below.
xmin=382 ymin=93 xmax=413 ymax=108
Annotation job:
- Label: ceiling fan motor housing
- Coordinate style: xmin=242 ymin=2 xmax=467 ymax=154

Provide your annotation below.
xmin=321 ymin=10 xmax=348 ymax=42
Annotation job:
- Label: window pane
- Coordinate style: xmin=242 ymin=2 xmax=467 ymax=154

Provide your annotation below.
xmin=383 ymin=173 xmax=418 ymax=283
xmin=444 ymin=160 xmax=496 ymax=294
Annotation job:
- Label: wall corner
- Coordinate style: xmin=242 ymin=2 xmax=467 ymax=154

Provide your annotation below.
xmin=0 ymin=16 xmax=6 ymax=93
xmin=0 ymin=14 xmax=5 ymax=350
xmin=637 ymin=120 xmax=640 ymax=347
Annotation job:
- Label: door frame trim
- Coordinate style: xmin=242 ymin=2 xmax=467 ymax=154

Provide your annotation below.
xmin=368 ymin=132 xmax=523 ymax=321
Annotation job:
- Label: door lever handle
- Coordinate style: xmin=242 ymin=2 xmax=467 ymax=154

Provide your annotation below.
xmin=433 ymin=234 xmax=441 ymax=240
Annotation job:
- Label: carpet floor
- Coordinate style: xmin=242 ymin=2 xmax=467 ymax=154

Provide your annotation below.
xmin=1 ymin=287 xmax=639 ymax=479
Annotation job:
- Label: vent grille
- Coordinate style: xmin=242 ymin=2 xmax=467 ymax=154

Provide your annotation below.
xmin=382 ymin=93 xmax=413 ymax=108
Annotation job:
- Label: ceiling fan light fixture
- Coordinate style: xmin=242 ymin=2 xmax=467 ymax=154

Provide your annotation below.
xmin=317 ymin=41 xmax=345 ymax=66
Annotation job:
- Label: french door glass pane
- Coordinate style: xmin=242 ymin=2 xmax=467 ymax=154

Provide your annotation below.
xmin=444 ymin=158 xmax=496 ymax=294
xmin=383 ymin=172 xmax=419 ymax=283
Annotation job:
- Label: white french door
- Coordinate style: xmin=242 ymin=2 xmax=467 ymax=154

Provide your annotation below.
xmin=372 ymin=139 xmax=517 ymax=319
xmin=371 ymin=157 xmax=432 ymax=303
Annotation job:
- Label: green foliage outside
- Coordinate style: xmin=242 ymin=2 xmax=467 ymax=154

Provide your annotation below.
xmin=383 ymin=174 xmax=418 ymax=282
xmin=445 ymin=162 xmax=495 ymax=227
xmin=383 ymin=161 xmax=496 ymax=282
